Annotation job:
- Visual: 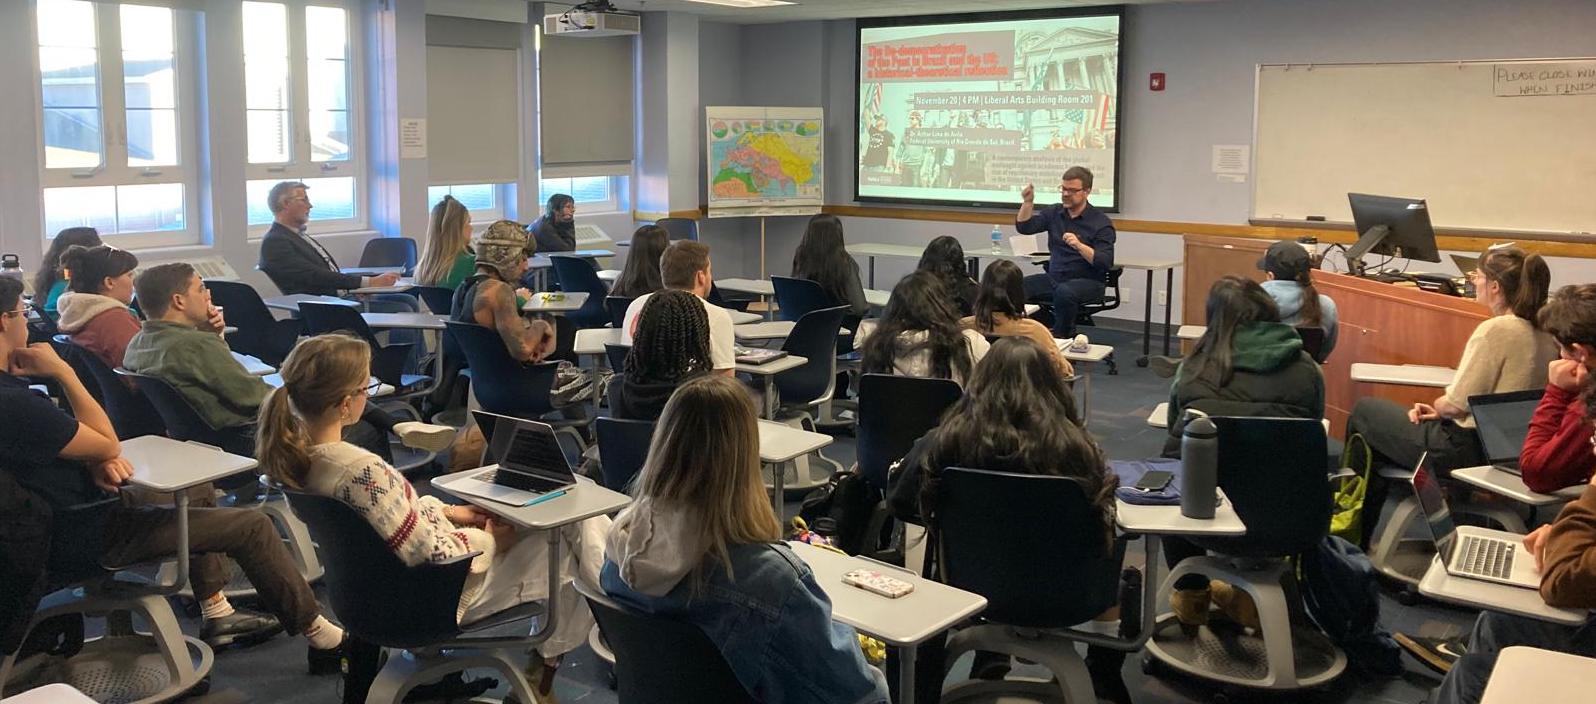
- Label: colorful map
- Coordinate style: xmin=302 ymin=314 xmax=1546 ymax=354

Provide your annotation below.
xmin=706 ymin=108 xmax=823 ymax=216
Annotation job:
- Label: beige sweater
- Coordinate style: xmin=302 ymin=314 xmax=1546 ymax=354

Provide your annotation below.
xmin=961 ymin=313 xmax=1074 ymax=377
xmin=1443 ymin=315 xmax=1558 ymax=428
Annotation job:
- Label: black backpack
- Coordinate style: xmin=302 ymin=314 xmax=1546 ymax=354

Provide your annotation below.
xmin=1299 ymin=535 xmax=1402 ymax=676
xmin=797 ymin=469 xmax=878 ymax=555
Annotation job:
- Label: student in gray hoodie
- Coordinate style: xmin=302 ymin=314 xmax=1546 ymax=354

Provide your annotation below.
xmin=1258 ymin=240 xmax=1339 ymax=361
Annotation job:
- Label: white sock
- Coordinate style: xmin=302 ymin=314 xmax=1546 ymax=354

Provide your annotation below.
xmin=1078 ymin=618 xmax=1119 ymax=636
xmin=304 ymin=615 xmax=345 ymax=650
xmin=200 ymin=593 xmax=235 ymax=621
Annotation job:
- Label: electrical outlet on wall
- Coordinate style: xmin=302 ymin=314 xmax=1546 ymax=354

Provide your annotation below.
xmin=1158 ymin=291 xmax=1168 ymax=306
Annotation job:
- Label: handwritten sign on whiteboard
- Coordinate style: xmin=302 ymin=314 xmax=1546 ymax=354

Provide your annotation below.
xmin=1493 ymin=61 xmax=1596 ymax=97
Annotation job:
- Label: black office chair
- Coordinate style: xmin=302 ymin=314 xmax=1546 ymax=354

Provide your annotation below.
xmin=605 ymin=295 xmax=634 ymax=329
xmin=574 ymin=580 xmax=754 ymax=704
xmin=27 ymin=299 xmax=59 ymax=344
xmin=447 ymin=321 xmax=589 ymax=447
xmin=206 ymin=280 xmax=302 ymax=367
xmin=548 ymin=255 xmax=611 ymax=330
xmin=856 ymin=374 xmax=962 ymax=493
xmin=283 ymin=490 xmax=545 ymax=704
xmin=359 ymin=238 xmax=418 ymax=277
xmin=707 ymin=284 xmax=753 ymax=313
xmin=605 ymin=343 xmax=630 ymax=374
xmin=1143 ymin=416 xmax=1346 ymax=691
xmin=653 ymin=217 xmax=699 ymax=242
xmin=298 ymin=302 xmax=431 ymax=396
xmin=934 ymin=467 xmax=1129 ymax=703
xmin=55 ymin=336 xmax=165 ymax=440
xmin=595 ymin=417 xmax=654 ymax=492
xmin=766 ymin=306 xmax=849 ymax=490
xmin=771 ymin=276 xmax=839 ymax=323
xmin=115 ymin=369 xmax=254 ymax=457
xmin=412 ymin=285 xmax=469 ymax=408
xmin=1295 ymin=326 xmax=1327 ymax=363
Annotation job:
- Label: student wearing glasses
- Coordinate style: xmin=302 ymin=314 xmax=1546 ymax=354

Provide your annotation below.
xmin=1016 ymin=166 xmax=1116 ymax=339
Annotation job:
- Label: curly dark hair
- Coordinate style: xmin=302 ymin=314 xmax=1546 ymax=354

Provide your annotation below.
xmin=860 ymin=270 xmax=972 ymax=382
xmin=625 ymin=289 xmax=712 ymax=384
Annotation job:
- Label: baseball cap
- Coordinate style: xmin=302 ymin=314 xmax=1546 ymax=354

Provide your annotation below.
xmin=1258 ymin=240 xmax=1311 ymax=279
xmin=472 ymin=220 xmax=533 ymax=277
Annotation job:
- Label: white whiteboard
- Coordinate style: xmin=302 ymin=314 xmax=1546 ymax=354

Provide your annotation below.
xmin=1252 ymin=59 xmax=1596 ymax=235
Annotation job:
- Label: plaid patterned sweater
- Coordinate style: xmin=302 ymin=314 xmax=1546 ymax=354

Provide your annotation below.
xmin=303 ymin=442 xmax=493 ymax=621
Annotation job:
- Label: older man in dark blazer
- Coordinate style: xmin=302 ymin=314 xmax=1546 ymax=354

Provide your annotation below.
xmin=256 ymin=181 xmax=401 ymax=296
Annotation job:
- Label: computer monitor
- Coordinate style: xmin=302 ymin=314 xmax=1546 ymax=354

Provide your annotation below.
xmin=1345 ymin=193 xmax=1441 ymax=275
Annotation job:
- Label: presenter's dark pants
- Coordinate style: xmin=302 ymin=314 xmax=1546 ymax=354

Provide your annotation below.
xmin=1434 ymin=612 xmax=1596 ymax=704
xmin=1343 ymin=397 xmax=1484 ymax=549
xmin=1023 ymin=273 xmax=1104 ymax=338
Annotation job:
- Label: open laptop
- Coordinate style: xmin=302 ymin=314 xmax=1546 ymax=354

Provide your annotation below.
xmin=441 ymin=411 xmax=576 ymax=506
xmin=1469 ymin=389 xmax=1544 ymax=475
xmin=1412 ymin=454 xmax=1539 ymax=589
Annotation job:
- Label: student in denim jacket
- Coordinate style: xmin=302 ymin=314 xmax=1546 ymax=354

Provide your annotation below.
xmin=601 ymin=375 xmax=889 ymax=704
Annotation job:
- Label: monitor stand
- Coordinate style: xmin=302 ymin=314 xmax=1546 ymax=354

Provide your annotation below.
xmin=1345 ymin=224 xmax=1391 ymax=277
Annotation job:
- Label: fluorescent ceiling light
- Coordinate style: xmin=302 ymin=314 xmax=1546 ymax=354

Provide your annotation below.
xmin=680 ymin=0 xmax=796 ymax=7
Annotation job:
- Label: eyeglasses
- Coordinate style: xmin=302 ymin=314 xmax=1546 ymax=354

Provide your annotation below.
xmin=1060 ymin=187 xmax=1086 ymax=196
xmin=1 ymin=308 xmax=26 ymax=319
xmin=351 ymin=380 xmax=382 ymax=397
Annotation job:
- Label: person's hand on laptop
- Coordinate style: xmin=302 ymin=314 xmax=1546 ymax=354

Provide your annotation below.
xmin=1549 ymin=358 xmax=1588 ymax=392
xmin=1524 ymin=524 xmax=1552 ymax=573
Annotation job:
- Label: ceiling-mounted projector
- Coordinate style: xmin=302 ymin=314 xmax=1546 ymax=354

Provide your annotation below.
xmin=545 ymin=0 xmax=640 ymax=37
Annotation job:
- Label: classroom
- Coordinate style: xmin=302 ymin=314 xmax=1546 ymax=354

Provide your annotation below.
xmin=3 ymin=0 xmax=1595 ymax=702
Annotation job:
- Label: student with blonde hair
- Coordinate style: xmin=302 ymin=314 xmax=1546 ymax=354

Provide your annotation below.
xmin=416 ymin=195 xmax=476 ymax=289
xmin=602 ymin=375 xmax=888 ymax=703
xmin=258 ymin=334 xmax=606 ymax=698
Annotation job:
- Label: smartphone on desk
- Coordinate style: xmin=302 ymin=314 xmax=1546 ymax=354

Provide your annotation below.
xmin=1133 ymin=470 xmax=1174 ymax=492
xmin=842 ymin=569 xmax=915 ymax=599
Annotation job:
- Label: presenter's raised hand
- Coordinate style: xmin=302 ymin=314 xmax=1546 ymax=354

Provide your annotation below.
xmin=1021 ymin=183 xmax=1035 ymax=203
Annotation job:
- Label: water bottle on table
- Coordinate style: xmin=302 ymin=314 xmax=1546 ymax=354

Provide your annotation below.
xmin=990 ymin=225 xmax=1004 ymax=255
xmin=1180 ymin=415 xmax=1218 ymax=519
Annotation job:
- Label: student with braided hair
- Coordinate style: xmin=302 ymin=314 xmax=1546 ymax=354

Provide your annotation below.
xmin=609 ymin=289 xmax=713 ymax=421
xmin=620 ymin=240 xmax=736 ymax=376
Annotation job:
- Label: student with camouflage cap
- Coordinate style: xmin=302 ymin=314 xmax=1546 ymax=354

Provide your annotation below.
xmin=450 ymin=220 xmax=556 ymax=362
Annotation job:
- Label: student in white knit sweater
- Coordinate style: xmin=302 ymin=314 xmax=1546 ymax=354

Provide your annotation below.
xmin=256 ymin=333 xmax=607 ymax=699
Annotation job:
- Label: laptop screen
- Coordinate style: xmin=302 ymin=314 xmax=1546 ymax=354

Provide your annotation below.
xmin=1412 ymin=456 xmax=1457 ymax=565
xmin=1470 ymin=390 xmax=1544 ymax=464
xmin=473 ymin=411 xmax=573 ymax=482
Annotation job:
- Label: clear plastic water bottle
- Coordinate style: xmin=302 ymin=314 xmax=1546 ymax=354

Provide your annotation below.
xmin=1180 ymin=415 xmax=1218 ymax=519
xmin=990 ymin=225 xmax=1003 ymax=255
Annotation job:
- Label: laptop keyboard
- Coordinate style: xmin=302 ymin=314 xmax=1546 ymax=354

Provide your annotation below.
xmin=1459 ymin=536 xmax=1515 ymax=579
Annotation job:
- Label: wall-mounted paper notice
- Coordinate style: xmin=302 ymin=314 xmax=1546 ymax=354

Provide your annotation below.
xmin=1217 ymin=173 xmax=1246 ymax=183
xmin=400 ymin=118 xmax=427 ymax=159
xmin=1212 ymin=144 xmax=1249 ymax=174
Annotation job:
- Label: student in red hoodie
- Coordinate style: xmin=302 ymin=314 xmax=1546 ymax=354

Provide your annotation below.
xmin=1520 ymin=284 xmax=1596 ymax=494
xmin=54 ymin=245 xmax=141 ymax=371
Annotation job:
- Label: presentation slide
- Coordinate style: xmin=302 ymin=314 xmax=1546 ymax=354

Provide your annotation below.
xmin=855 ymin=11 xmax=1123 ymax=210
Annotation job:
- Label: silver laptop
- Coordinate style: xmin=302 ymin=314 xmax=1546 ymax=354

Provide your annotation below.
xmin=1469 ymin=389 xmax=1544 ymax=475
xmin=442 ymin=411 xmax=576 ymax=506
xmin=1412 ymin=454 xmax=1539 ymax=589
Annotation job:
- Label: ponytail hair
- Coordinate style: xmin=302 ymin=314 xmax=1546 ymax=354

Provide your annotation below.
xmin=1293 ymin=268 xmax=1323 ymax=328
xmin=1479 ymin=246 xmax=1551 ymax=325
xmin=61 ymin=244 xmax=138 ymax=295
xmin=256 ymin=334 xmax=373 ymax=489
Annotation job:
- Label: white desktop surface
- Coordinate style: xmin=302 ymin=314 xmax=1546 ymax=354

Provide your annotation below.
xmin=787 ymin=541 xmax=987 ymax=646
xmin=432 ymin=472 xmax=629 ymax=530
xmin=340 ymin=266 xmax=405 ymax=276
xmin=1418 ymin=557 xmax=1585 ymax=626
xmin=1177 ymin=325 xmax=1205 ymax=341
xmin=758 ymin=420 xmax=832 ymax=464
xmin=1115 ymin=488 xmax=1245 ymax=536
xmin=715 ymin=278 xmax=775 ymax=296
xmin=864 ymin=288 xmax=890 ymax=307
xmin=1451 ymin=466 xmax=1585 ymax=507
xmin=361 ymin=312 xmax=447 ymax=330
xmin=521 ymin=292 xmax=590 ymax=313
xmin=1148 ymin=402 xmax=1170 ymax=429
xmin=1481 ymin=646 xmax=1596 ymax=704
xmin=1350 ymin=363 xmax=1456 ymax=388
xmin=2 ymin=683 xmax=97 ymax=704
xmin=121 ymin=435 xmax=258 ymax=492
xmin=1058 ymin=341 xmax=1115 ymax=363
xmin=727 ymin=309 xmax=763 ymax=325
xmin=231 ymin=351 xmax=274 ymax=376
xmin=846 ymin=243 xmax=933 ymax=260
xmin=1114 ymin=256 xmax=1184 ymax=271
xmin=733 ymin=321 xmax=796 ymax=341
xmin=350 ymin=281 xmax=415 ymax=295
xmin=574 ymin=328 xmax=625 ymax=356
xmin=262 ymin=294 xmax=359 ymax=312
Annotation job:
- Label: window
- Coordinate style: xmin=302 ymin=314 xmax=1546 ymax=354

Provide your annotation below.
xmin=537 ymin=176 xmax=623 ymax=213
xmin=244 ymin=1 xmax=362 ymax=234
xmin=427 ymin=183 xmax=512 ymax=223
xmin=37 ymin=0 xmax=197 ymax=246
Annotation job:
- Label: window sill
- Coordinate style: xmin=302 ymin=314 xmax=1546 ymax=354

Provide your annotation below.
xmin=245 ymin=227 xmax=379 ymax=243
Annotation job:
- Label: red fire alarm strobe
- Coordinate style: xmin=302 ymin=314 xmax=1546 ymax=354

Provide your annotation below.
xmin=1150 ymin=72 xmax=1166 ymax=91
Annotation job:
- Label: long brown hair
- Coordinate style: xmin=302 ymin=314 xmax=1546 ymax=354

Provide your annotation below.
xmin=1182 ymin=276 xmax=1281 ymax=387
xmin=1479 ymin=246 xmax=1551 ymax=325
xmin=37 ymin=227 xmax=102 ymax=296
xmin=617 ymin=375 xmax=780 ymax=582
xmin=417 ymin=195 xmax=472 ymax=286
xmin=612 ymin=225 xmax=669 ymax=298
xmin=257 ymin=334 xmax=372 ymax=489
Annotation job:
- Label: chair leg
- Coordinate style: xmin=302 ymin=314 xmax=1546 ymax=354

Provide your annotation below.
xmin=262 ymin=497 xmax=324 ymax=583
xmin=942 ymin=623 xmax=1096 ymax=703
xmin=1368 ymin=495 xmax=1428 ymax=586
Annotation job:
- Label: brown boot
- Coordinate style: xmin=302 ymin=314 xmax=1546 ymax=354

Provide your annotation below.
xmin=1169 ymin=586 xmax=1211 ymax=630
xmin=1209 ymin=580 xmax=1260 ymax=631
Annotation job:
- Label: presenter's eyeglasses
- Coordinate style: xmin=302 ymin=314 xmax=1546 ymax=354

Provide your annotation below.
xmin=1060 ymin=187 xmax=1087 ymax=196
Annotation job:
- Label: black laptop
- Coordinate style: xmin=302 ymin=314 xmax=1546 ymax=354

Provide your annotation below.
xmin=1468 ymin=389 xmax=1544 ymax=475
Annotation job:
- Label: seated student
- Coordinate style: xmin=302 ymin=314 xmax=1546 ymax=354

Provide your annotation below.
xmin=416 ymin=195 xmax=476 ymax=290
xmin=123 ymin=263 xmax=453 ymax=458
xmin=1432 ymin=450 xmax=1596 ymax=704
xmin=609 ymin=290 xmax=711 ymax=421
xmin=55 ymin=244 xmax=141 ymax=371
xmin=915 ymin=235 xmax=979 ymax=317
xmin=35 ymin=226 xmax=103 ymax=320
xmin=529 ymin=194 xmax=577 ymax=254
xmin=602 ymin=374 xmax=889 ymax=704
xmin=450 ymin=220 xmax=557 ymax=363
xmin=609 ymin=224 xmax=669 ymax=300
xmin=790 ymin=214 xmax=870 ymax=316
xmin=621 ymin=241 xmax=735 ymax=377
xmin=1162 ymin=276 xmax=1323 ymax=631
xmin=0 ymin=277 xmax=347 ymax=667
xmin=888 ymin=337 xmax=1129 ymax=703
xmin=1257 ymin=240 xmax=1338 ymax=359
xmin=1520 ymin=284 xmax=1596 ymax=493
xmin=858 ymin=271 xmax=989 ymax=386
xmin=962 ymin=259 xmax=1073 ymax=377
xmin=257 ymin=181 xmax=405 ymax=297
xmin=258 ymin=333 xmax=607 ymax=698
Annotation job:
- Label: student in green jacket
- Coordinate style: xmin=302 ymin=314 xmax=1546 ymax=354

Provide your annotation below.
xmin=417 ymin=195 xmax=477 ymax=290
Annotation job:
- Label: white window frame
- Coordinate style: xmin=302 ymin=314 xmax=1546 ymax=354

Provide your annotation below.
xmin=244 ymin=0 xmax=365 ymax=237
xmin=536 ymin=175 xmax=623 ymax=215
xmin=34 ymin=0 xmax=201 ymax=248
xmin=427 ymin=183 xmax=512 ymax=225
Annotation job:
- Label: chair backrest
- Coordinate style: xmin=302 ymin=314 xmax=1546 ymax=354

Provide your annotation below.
xmin=605 ymin=296 xmax=634 ymax=329
xmin=548 ymin=255 xmax=610 ymax=328
xmin=856 ymin=374 xmax=962 ymax=491
xmin=116 ymin=368 xmax=252 ymax=453
xmin=28 ymin=300 xmax=59 ymax=338
xmin=596 ymin=416 xmax=654 ymax=492
xmin=1204 ymin=416 xmax=1331 ymax=558
xmin=283 ymin=489 xmax=468 ymax=647
xmin=56 ymin=336 xmax=165 ymax=440
xmin=414 ymin=285 xmax=465 ymax=363
xmin=207 ymin=280 xmax=300 ymax=365
xmin=605 ymin=343 xmax=630 ymax=373
xmin=935 ymin=467 xmax=1120 ymax=628
xmin=298 ymin=301 xmax=377 ymax=344
xmin=1295 ymin=326 xmax=1327 ymax=363
xmin=653 ymin=217 xmax=699 ymax=242
xmin=771 ymin=276 xmax=839 ymax=323
xmin=446 ymin=321 xmax=560 ymax=418
xmin=579 ymin=584 xmax=754 ymax=704
xmin=774 ymin=305 xmax=847 ymax=404
xmin=1080 ymin=266 xmax=1124 ymax=316
xmin=358 ymin=237 xmax=418 ymax=276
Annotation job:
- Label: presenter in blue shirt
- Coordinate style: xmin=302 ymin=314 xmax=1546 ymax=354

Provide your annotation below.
xmin=1016 ymin=166 xmax=1117 ymax=338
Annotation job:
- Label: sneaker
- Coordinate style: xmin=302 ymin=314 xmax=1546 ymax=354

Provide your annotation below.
xmin=1394 ymin=633 xmax=1467 ymax=674
xmin=199 ymin=609 xmax=282 ymax=649
xmin=1148 ymin=355 xmax=1182 ymax=379
xmin=393 ymin=421 xmax=457 ymax=453
xmin=307 ymin=635 xmax=347 ymax=676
